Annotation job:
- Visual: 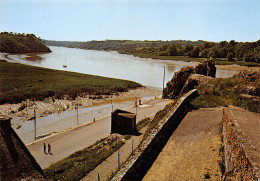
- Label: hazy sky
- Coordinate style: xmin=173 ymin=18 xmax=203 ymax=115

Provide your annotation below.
xmin=0 ymin=0 xmax=259 ymax=42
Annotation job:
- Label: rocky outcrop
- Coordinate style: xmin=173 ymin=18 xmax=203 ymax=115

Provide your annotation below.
xmin=234 ymin=70 xmax=260 ymax=96
xmin=163 ymin=58 xmax=216 ymax=99
xmin=194 ymin=58 xmax=216 ymax=77
xmin=180 ymin=74 xmax=213 ymax=95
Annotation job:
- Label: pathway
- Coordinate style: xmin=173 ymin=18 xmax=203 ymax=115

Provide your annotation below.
xmin=143 ymin=108 xmax=223 ymax=181
xmin=27 ymin=98 xmax=172 ymax=169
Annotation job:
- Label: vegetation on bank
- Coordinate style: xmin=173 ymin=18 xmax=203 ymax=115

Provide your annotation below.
xmin=44 ymin=39 xmax=260 ymax=65
xmin=0 ymin=32 xmax=51 ymax=53
xmin=44 ymin=117 xmax=151 ymax=181
xmin=44 ymin=137 xmax=124 ymax=181
xmin=0 ymin=60 xmax=141 ymax=104
xmin=191 ymin=71 xmax=260 ymax=113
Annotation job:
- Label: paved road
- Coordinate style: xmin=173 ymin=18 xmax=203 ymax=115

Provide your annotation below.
xmin=27 ymin=98 xmax=172 ymax=169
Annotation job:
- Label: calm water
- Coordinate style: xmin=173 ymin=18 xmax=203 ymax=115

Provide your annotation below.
xmin=2 ymin=46 xmax=240 ymax=144
xmin=2 ymin=46 xmax=238 ymax=89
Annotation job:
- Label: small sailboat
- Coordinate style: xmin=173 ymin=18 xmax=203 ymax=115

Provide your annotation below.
xmin=63 ymin=57 xmax=67 ymax=68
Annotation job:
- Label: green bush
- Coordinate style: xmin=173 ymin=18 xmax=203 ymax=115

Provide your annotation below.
xmin=191 ymin=76 xmax=260 ymax=113
xmin=44 ymin=137 xmax=124 ymax=181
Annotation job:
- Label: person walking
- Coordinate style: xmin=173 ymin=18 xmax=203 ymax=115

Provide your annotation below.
xmin=48 ymin=143 xmax=51 ymax=154
xmin=43 ymin=143 xmax=46 ymax=154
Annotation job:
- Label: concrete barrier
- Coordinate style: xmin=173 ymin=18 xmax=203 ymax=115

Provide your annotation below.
xmin=112 ymin=89 xmax=198 ymax=181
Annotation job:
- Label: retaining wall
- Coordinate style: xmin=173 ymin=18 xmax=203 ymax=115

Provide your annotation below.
xmin=112 ymin=89 xmax=198 ymax=181
xmin=222 ymin=109 xmax=259 ymax=180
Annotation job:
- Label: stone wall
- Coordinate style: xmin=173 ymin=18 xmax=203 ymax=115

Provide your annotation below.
xmin=222 ymin=109 xmax=258 ymax=180
xmin=0 ymin=117 xmax=46 ymax=180
xmin=112 ymin=89 xmax=198 ymax=181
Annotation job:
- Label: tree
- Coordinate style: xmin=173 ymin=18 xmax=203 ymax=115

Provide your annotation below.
xmin=177 ymin=48 xmax=184 ymax=56
xmin=243 ymin=51 xmax=256 ymax=62
xmin=227 ymin=53 xmax=234 ymax=61
xmin=201 ymin=41 xmax=214 ymax=50
xmin=166 ymin=43 xmax=177 ymax=56
xmin=201 ymin=49 xmax=209 ymax=58
xmin=208 ymin=47 xmax=220 ymax=58
xmin=229 ymin=40 xmax=237 ymax=47
xmin=184 ymin=44 xmax=194 ymax=53
xmin=159 ymin=44 xmax=168 ymax=51
xmin=189 ymin=47 xmax=200 ymax=58
xmin=235 ymin=43 xmax=250 ymax=60
xmin=219 ymin=41 xmax=228 ymax=48
xmin=219 ymin=47 xmax=228 ymax=58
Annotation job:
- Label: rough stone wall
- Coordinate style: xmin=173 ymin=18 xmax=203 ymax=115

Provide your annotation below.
xmin=112 ymin=89 xmax=198 ymax=181
xmin=222 ymin=109 xmax=258 ymax=180
xmin=163 ymin=58 xmax=216 ymax=99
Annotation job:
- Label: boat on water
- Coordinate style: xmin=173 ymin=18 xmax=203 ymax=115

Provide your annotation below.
xmin=63 ymin=57 xmax=67 ymax=68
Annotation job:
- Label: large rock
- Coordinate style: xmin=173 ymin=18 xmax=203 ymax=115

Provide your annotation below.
xmin=234 ymin=70 xmax=260 ymax=96
xmin=163 ymin=58 xmax=216 ymax=99
xmin=180 ymin=74 xmax=213 ymax=95
xmin=194 ymin=58 xmax=216 ymax=77
xmin=163 ymin=66 xmax=194 ymax=99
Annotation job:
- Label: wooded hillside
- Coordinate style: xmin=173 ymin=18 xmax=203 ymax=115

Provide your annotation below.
xmin=0 ymin=32 xmax=51 ymax=53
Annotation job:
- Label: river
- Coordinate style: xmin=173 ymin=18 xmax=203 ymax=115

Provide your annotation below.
xmin=2 ymin=46 xmax=239 ymax=89
xmin=1 ymin=46 xmax=241 ymax=144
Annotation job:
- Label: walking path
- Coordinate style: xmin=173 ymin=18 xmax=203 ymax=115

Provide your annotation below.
xmin=142 ymin=106 xmax=260 ymax=180
xmin=143 ymin=108 xmax=223 ymax=181
xmin=27 ymin=98 xmax=172 ymax=169
xmin=82 ymin=125 xmax=148 ymax=181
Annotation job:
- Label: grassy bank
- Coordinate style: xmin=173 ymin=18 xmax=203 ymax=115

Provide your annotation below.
xmin=121 ymin=51 xmax=260 ymax=66
xmin=44 ymin=118 xmax=150 ymax=181
xmin=44 ymin=137 xmax=124 ymax=181
xmin=0 ymin=60 xmax=141 ymax=104
xmin=191 ymin=75 xmax=260 ymax=113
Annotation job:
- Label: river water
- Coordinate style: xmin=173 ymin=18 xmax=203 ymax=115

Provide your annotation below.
xmin=1 ymin=46 xmax=240 ymax=144
xmin=2 ymin=46 xmax=239 ymax=89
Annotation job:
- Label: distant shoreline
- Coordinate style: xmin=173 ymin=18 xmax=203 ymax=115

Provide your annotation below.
xmin=44 ymin=39 xmax=260 ymax=67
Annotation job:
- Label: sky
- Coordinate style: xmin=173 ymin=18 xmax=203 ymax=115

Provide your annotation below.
xmin=0 ymin=0 xmax=259 ymax=42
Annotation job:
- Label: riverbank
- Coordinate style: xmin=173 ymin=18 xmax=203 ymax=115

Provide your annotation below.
xmin=119 ymin=51 xmax=260 ymax=67
xmin=0 ymin=60 xmax=141 ymax=104
xmin=0 ymin=87 xmax=161 ymax=122
xmin=44 ymin=39 xmax=260 ymax=67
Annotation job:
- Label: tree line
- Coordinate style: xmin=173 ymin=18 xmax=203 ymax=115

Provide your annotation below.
xmin=155 ymin=40 xmax=260 ymax=62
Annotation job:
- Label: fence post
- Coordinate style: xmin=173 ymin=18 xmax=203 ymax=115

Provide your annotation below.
xmin=118 ymin=150 xmax=120 ymax=170
xmin=132 ymin=139 xmax=134 ymax=155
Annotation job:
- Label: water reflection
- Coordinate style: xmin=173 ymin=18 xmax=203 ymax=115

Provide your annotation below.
xmin=3 ymin=46 xmax=239 ymax=89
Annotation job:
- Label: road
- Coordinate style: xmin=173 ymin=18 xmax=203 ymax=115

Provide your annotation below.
xmin=27 ymin=98 xmax=172 ymax=169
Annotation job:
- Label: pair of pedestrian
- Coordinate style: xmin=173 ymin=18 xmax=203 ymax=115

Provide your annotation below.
xmin=43 ymin=142 xmax=52 ymax=154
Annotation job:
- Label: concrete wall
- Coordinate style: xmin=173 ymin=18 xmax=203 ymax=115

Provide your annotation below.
xmin=112 ymin=89 xmax=198 ymax=181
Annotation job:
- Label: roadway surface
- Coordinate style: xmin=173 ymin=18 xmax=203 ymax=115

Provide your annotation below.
xmin=27 ymin=98 xmax=172 ymax=169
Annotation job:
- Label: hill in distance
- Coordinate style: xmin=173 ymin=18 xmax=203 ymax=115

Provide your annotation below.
xmin=0 ymin=32 xmax=51 ymax=53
